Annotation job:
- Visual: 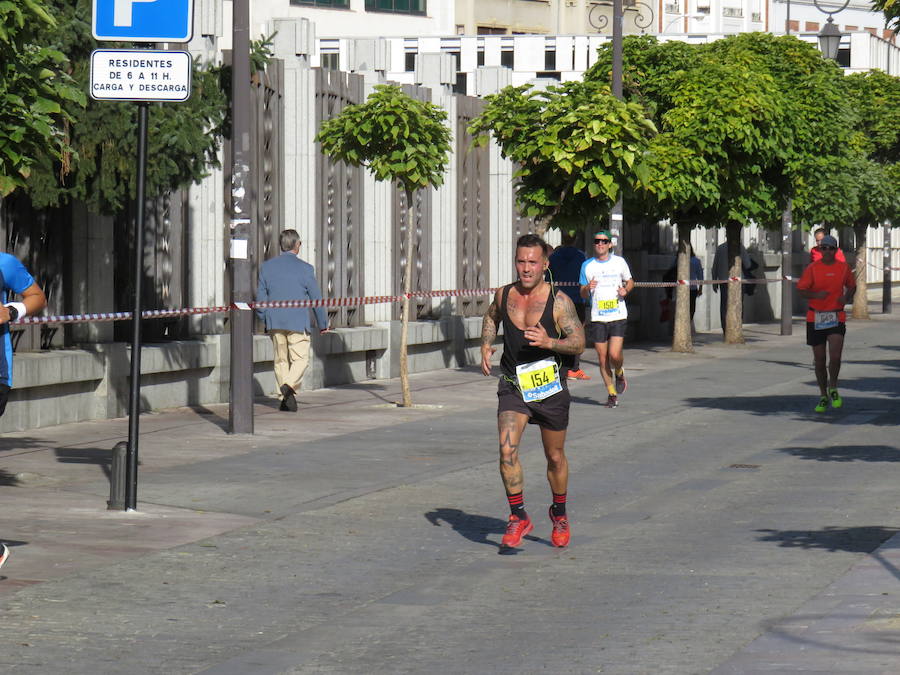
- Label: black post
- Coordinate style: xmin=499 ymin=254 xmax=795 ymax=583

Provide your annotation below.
xmin=883 ymin=223 xmax=892 ymax=314
xmin=125 ymin=101 xmax=149 ymax=511
xmin=229 ymin=0 xmax=254 ymax=434
xmin=780 ymin=200 xmax=793 ymax=335
xmin=610 ymin=0 xmax=624 ymax=243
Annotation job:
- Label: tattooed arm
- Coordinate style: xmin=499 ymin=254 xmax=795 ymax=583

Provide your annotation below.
xmin=481 ymin=288 xmax=503 ymax=376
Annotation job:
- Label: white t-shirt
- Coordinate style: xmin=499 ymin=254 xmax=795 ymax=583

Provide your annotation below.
xmin=579 ymin=254 xmax=632 ymax=322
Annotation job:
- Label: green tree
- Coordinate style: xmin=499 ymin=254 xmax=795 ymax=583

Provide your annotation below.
xmin=588 ymin=36 xmax=795 ymax=347
xmin=0 ymin=0 xmax=84 ymax=195
xmin=316 ymin=84 xmax=451 ymax=407
xmin=468 ymin=79 xmax=657 ymax=233
xmin=842 ymin=69 xmax=900 ymax=319
xmin=871 ymin=0 xmax=900 ymax=30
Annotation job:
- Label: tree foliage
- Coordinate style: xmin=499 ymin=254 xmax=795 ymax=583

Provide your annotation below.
xmin=316 ymin=83 xmax=452 ymax=408
xmin=468 ymin=79 xmax=656 ymax=230
xmin=316 ymin=84 xmax=452 ymax=195
xmin=0 ymin=0 xmax=85 ymax=195
xmin=871 ymin=0 xmax=900 ymax=30
xmin=23 ymin=0 xmax=227 ymax=214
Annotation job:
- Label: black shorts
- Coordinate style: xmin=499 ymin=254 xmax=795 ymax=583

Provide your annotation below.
xmin=497 ymin=378 xmax=570 ymax=431
xmin=806 ymin=322 xmax=846 ymax=346
xmin=0 ymin=384 xmax=9 ymax=418
xmin=586 ymin=319 xmax=627 ymax=344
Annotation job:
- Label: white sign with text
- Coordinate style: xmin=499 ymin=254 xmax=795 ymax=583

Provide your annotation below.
xmin=90 ymin=49 xmax=192 ymax=102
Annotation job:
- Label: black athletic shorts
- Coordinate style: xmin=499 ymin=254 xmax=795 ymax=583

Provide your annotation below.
xmin=806 ymin=322 xmax=846 ymax=346
xmin=586 ymin=319 xmax=627 ymax=344
xmin=497 ymin=378 xmax=570 ymax=431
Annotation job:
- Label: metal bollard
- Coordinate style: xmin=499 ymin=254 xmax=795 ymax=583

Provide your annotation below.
xmin=108 ymin=441 xmax=128 ymax=510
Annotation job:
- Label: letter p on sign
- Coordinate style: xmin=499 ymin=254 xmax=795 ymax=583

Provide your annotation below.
xmin=114 ymin=0 xmax=159 ymax=27
xmin=93 ymin=0 xmax=194 ymax=43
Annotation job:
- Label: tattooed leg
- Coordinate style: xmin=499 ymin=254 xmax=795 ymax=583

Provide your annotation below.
xmin=498 ymin=410 xmax=528 ymax=494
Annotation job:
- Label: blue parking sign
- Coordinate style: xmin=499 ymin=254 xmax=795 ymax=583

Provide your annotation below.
xmin=93 ymin=0 xmax=194 ymax=43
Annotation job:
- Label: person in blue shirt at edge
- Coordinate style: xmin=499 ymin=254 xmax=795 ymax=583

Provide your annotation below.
xmin=0 ymin=252 xmax=48 ymax=572
xmin=256 ymin=229 xmax=329 ymax=413
xmin=664 ymin=243 xmax=704 ymax=327
xmin=548 ymin=231 xmax=590 ymax=380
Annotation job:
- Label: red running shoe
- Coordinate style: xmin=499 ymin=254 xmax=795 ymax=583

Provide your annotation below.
xmin=567 ymin=369 xmax=591 ymax=380
xmin=501 ymin=515 xmax=534 ymax=548
xmin=549 ymin=508 xmax=570 ymax=548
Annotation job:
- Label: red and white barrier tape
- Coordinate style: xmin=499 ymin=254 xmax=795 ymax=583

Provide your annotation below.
xmin=11 ymin=277 xmax=802 ymax=327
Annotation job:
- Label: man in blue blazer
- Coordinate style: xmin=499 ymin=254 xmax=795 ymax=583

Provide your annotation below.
xmin=256 ymin=230 xmax=328 ymax=411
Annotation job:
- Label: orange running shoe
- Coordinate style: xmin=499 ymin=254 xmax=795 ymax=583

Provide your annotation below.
xmin=501 ymin=515 xmax=534 ymax=548
xmin=549 ymin=508 xmax=570 ymax=547
xmin=567 ymin=369 xmax=591 ymax=380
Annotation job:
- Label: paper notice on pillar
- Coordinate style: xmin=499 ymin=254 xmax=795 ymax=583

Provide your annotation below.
xmin=90 ymin=50 xmax=192 ymax=102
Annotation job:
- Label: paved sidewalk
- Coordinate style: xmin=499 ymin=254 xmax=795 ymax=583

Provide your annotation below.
xmin=1 ymin=313 xmax=899 ymax=673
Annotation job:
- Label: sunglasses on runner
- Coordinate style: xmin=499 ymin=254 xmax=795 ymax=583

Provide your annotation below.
xmin=818 ymin=245 xmax=837 ymax=250
xmin=594 ymin=238 xmax=611 ymax=244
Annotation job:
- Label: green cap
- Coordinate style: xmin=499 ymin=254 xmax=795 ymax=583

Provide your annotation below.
xmin=594 ymin=230 xmax=612 ymax=239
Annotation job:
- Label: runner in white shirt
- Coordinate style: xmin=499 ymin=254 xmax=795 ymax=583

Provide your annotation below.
xmin=579 ymin=230 xmax=634 ymax=408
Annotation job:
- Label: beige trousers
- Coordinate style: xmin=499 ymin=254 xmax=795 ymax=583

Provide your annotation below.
xmin=270 ymin=330 xmax=311 ymax=393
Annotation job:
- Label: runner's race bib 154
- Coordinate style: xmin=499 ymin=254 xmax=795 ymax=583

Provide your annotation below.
xmin=515 ymin=358 xmax=562 ymax=403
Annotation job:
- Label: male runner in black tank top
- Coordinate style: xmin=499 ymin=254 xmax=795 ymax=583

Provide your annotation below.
xmin=481 ymin=234 xmax=585 ymax=549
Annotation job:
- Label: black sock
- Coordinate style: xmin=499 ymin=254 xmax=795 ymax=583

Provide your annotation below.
xmin=507 ymin=492 xmax=527 ymax=520
xmin=551 ymin=492 xmax=567 ymax=517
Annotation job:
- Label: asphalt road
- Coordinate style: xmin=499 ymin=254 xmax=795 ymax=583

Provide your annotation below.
xmin=0 ymin=317 xmax=898 ymax=674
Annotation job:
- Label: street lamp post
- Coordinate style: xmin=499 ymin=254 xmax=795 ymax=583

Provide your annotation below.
xmin=813 ymin=0 xmax=850 ymax=61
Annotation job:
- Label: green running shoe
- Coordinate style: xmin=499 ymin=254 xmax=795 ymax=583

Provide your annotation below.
xmin=828 ymin=388 xmax=843 ymax=409
xmin=814 ymin=396 xmax=829 ymax=413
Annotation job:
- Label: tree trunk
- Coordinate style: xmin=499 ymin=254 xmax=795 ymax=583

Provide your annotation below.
xmin=851 ymin=223 xmax=869 ymax=320
xmin=671 ymin=222 xmax=694 ymax=353
xmin=398 ymin=189 xmax=415 ymax=407
xmin=724 ymin=221 xmax=745 ymax=344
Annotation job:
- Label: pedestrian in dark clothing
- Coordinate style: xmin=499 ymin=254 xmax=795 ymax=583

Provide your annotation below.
xmin=548 ymin=233 xmax=589 ymax=380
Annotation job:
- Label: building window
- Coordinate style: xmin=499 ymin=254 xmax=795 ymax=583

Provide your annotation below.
xmin=722 ymin=6 xmax=744 ymax=18
xmin=405 ymin=52 xmax=417 ymax=71
xmin=320 ymin=53 xmax=341 ymax=70
xmin=544 ymin=49 xmax=556 ymax=71
xmin=292 ymin=0 xmax=350 ymax=7
xmin=477 ymin=49 xmax=485 ymax=66
xmin=478 ymin=26 xmax=507 ymax=35
xmin=365 ymin=0 xmax=426 ymax=14
xmin=500 ymin=50 xmax=513 ymax=68
xmin=453 ymin=72 xmax=468 ymax=95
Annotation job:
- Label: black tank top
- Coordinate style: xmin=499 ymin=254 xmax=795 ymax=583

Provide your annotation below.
xmin=499 ymin=283 xmax=564 ymax=379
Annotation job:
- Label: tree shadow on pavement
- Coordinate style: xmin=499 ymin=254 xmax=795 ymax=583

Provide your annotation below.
xmin=685 ymin=394 xmax=897 ymax=424
xmin=780 ymin=445 xmax=900 ymax=462
xmin=756 ymin=525 xmax=899 ymax=555
xmin=424 ymin=508 xmax=544 ymax=551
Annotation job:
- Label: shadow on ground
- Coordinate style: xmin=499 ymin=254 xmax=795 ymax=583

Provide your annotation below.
xmin=424 ymin=507 xmax=546 ymax=552
xmin=781 ymin=445 xmax=900 ymax=462
xmin=685 ymin=394 xmax=897 ymax=424
xmin=756 ymin=526 xmax=899 ymax=554
xmin=54 ymin=448 xmax=113 ymax=480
